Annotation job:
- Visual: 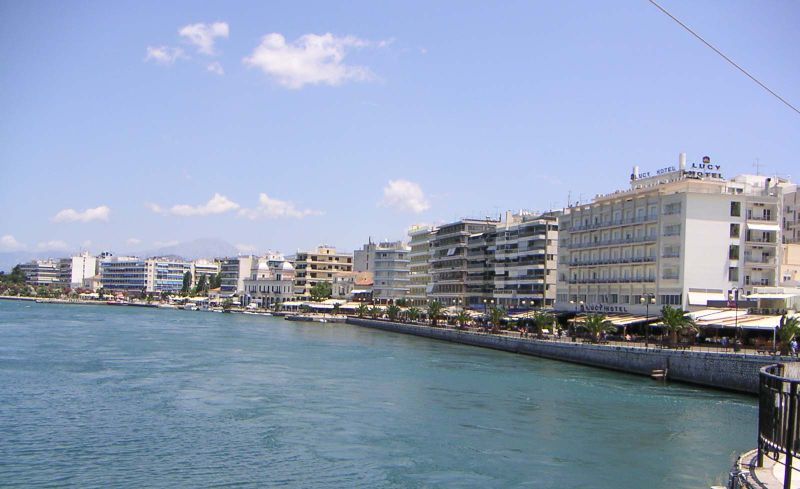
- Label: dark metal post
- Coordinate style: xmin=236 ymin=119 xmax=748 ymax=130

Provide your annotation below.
xmin=785 ymin=382 xmax=797 ymax=489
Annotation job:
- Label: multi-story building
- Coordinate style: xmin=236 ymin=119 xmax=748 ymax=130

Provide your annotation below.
xmin=219 ymin=256 xmax=255 ymax=296
xmin=429 ymin=218 xmax=499 ymax=305
xmin=492 ymin=211 xmax=559 ymax=309
xmin=555 ymin=153 xmax=795 ymax=315
xmin=353 ymin=240 xmax=377 ymax=273
xmin=99 ymin=256 xmax=190 ymax=294
xmin=372 ymin=241 xmax=411 ymax=304
xmin=191 ymin=259 xmax=219 ymax=287
xmin=465 ymin=230 xmax=496 ymax=309
xmin=242 ymin=253 xmax=295 ymax=307
xmin=407 ymin=225 xmax=434 ymax=306
xmin=58 ymin=252 xmax=98 ymax=288
xmin=783 ymin=186 xmax=800 ymax=244
xmin=292 ymin=246 xmax=353 ymax=298
xmin=20 ymin=259 xmax=60 ymax=287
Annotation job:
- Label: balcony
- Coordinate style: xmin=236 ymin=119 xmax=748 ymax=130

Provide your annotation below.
xmin=569 ymin=214 xmax=658 ymax=232
xmin=568 ymin=256 xmax=655 ymax=267
xmin=567 ymin=235 xmax=657 ymax=250
xmin=567 ymin=277 xmax=656 ymax=284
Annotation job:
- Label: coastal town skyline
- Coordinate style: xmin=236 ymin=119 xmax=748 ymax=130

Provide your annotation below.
xmin=2 ymin=1 xmax=799 ymax=255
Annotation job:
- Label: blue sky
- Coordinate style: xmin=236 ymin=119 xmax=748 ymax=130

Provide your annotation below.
xmin=1 ymin=0 xmax=798 ymax=256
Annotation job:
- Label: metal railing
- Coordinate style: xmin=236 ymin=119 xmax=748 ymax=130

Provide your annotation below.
xmin=758 ymin=364 xmax=800 ymax=489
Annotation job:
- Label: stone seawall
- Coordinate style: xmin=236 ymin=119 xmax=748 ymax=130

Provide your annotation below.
xmin=346 ymin=317 xmax=793 ymax=394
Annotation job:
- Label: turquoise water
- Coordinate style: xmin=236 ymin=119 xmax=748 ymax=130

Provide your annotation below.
xmin=0 ymin=301 xmax=755 ymax=488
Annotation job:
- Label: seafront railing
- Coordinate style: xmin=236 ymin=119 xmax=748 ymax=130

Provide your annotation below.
xmin=758 ymin=364 xmax=800 ymax=489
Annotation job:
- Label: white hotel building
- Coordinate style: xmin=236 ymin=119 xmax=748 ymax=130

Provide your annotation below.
xmin=555 ymin=154 xmax=794 ymax=315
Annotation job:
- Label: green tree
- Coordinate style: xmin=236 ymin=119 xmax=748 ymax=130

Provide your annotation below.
xmin=332 ymin=303 xmax=341 ymax=316
xmin=181 ymin=271 xmax=192 ymax=295
xmin=660 ymin=305 xmax=698 ymax=344
xmin=9 ymin=265 xmax=26 ymax=284
xmin=386 ymin=304 xmax=401 ymax=321
xmin=209 ymin=273 xmax=222 ymax=289
xmin=777 ymin=315 xmax=800 ymax=354
xmin=488 ymin=306 xmax=506 ymax=332
xmin=194 ymin=274 xmax=209 ymax=295
xmin=578 ymin=314 xmax=617 ymax=342
xmin=531 ymin=312 xmax=555 ymax=338
xmin=427 ymin=301 xmax=443 ymax=327
xmin=405 ymin=307 xmax=421 ymax=323
xmin=222 ymin=298 xmax=233 ymax=311
xmin=369 ymin=306 xmax=382 ymax=319
xmin=310 ymin=282 xmax=332 ymax=302
xmin=395 ymin=298 xmax=408 ymax=308
xmin=455 ymin=310 xmax=471 ymax=329
xmin=357 ymin=303 xmax=368 ymax=318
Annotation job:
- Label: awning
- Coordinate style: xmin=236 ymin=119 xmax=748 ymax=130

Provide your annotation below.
xmin=747 ymin=223 xmax=780 ymax=232
xmin=571 ymin=314 xmax=654 ymax=327
xmin=688 ymin=292 xmax=726 ymax=306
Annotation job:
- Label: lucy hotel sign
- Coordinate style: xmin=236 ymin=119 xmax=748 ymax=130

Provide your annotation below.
xmin=631 ymin=154 xmax=723 ymax=182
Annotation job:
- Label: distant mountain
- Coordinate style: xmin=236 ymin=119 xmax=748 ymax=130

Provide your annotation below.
xmin=133 ymin=238 xmax=239 ymax=260
xmin=0 ymin=238 xmax=242 ymax=272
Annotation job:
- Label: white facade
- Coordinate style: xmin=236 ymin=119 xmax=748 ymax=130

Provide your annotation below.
xmin=292 ymin=246 xmax=353 ymax=298
xmin=191 ymin=259 xmax=219 ymax=287
xmin=407 ymin=225 xmax=434 ymax=306
xmin=220 ymin=256 xmax=254 ymax=296
xmin=21 ymin=260 xmax=60 ymax=287
xmin=372 ymin=241 xmax=411 ymax=303
xmin=555 ymin=154 xmax=794 ymax=315
xmin=58 ymin=252 xmax=98 ymax=288
xmin=100 ymin=256 xmax=190 ymax=294
xmin=243 ymin=253 xmax=295 ymax=307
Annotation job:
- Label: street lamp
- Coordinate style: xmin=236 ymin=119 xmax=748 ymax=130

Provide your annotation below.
xmin=640 ymin=293 xmax=656 ymax=347
xmin=729 ymin=288 xmax=745 ymax=345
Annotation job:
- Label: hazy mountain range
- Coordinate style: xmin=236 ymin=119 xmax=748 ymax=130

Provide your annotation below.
xmin=0 ymin=238 xmax=242 ymax=272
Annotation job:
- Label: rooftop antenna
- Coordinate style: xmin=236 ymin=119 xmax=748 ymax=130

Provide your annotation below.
xmin=753 ymin=158 xmax=763 ymax=176
xmin=566 ymin=190 xmax=572 ymax=208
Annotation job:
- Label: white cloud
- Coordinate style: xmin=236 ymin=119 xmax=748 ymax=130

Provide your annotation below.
xmin=380 ymin=180 xmax=430 ymax=214
xmin=179 ymin=21 xmax=229 ymax=55
xmin=238 ymin=193 xmax=321 ymax=220
xmin=145 ymin=46 xmax=185 ymax=65
xmin=126 ymin=238 xmax=142 ymax=246
xmin=235 ymin=243 xmax=257 ymax=253
xmin=81 ymin=240 xmax=93 ymax=248
xmin=206 ymin=61 xmax=224 ymax=75
xmin=52 ymin=205 xmax=110 ymax=223
xmin=37 ymin=240 xmax=69 ymax=251
xmin=169 ymin=193 xmax=240 ymax=216
xmin=145 ymin=203 xmax=164 ymax=214
xmin=0 ymin=235 xmax=25 ymax=251
xmin=243 ymin=32 xmax=379 ymax=89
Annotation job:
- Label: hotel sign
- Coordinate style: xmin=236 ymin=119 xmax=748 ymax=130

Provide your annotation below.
xmin=632 ymin=156 xmax=722 ymax=181
xmin=580 ymin=303 xmax=629 ymax=313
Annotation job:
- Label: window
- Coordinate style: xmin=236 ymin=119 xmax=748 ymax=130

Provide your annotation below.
xmin=729 ymin=267 xmax=739 ymax=281
xmin=664 ymin=224 xmax=681 ymax=236
xmin=730 ymin=223 xmax=740 ymax=238
xmin=660 ymin=295 xmax=681 ymax=305
xmin=731 ymin=201 xmax=741 ymax=217
xmin=664 ymin=203 xmax=681 ymax=215
xmin=729 ymin=245 xmax=739 ymax=260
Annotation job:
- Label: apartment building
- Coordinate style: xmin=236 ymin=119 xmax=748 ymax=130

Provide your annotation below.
xmin=407 ymin=225 xmax=434 ymax=306
xmin=292 ymin=246 xmax=353 ymax=298
xmin=783 ymin=186 xmax=800 ymax=244
xmin=466 ymin=230 xmax=496 ymax=309
xmin=555 ymin=154 xmax=794 ymax=315
xmin=99 ymin=256 xmax=190 ymax=294
xmin=219 ymin=256 xmax=255 ymax=296
xmin=353 ymin=240 xmax=377 ymax=273
xmin=492 ymin=211 xmax=559 ymax=309
xmin=242 ymin=253 xmax=295 ymax=307
xmin=372 ymin=241 xmax=411 ymax=304
xmin=58 ymin=252 xmax=98 ymax=288
xmin=429 ymin=218 xmax=499 ymax=305
xmin=20 ymin=259 xmax=60 ymax=286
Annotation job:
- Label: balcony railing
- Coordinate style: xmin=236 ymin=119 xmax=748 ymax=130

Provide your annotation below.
xmin=568 ymin=256 xmax=655 ymax=267
xmin=567 ymin=277 xmax=656 ymax=284
xmin=758 ymin=364 xmax=800 ymax=489
xmin=567 ymin=235 xmax=657 ymax=249
xmin=569 ymin=214 xmax=658 ymax=232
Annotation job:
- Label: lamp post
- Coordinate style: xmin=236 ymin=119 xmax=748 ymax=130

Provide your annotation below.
xmin=729 ymin=288 xmax=744 ymax=345
xmin=640 ymin=293 xmax=656 ymax=347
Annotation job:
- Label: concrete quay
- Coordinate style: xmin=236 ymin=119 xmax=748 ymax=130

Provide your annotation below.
xmin=346 ymin=317 xmax=798 ymax=394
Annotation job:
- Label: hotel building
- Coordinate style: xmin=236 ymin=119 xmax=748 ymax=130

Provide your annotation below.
xmin=429 ymin=218 xmax=499 ymax=305
xmin=291 ymin=246 xmax=353 ymax=298
xmin=555 ymin=153 xmax=795 ymax=315
xmin=243 ymin=253 xmax=295 ymax=307
xmin=407 ymin=225 xmax=434 ymax=306
xmin=191 ymin=259 xmax=220 ymax=287
xmin=372 ymin=241 xmax=411 ymax=304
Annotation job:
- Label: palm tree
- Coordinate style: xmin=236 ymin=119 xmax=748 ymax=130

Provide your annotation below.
xmin=357 ymin=303 xmax=368 ymax=318
xmin=531 ymin=312 xmax=555 ymax=338
xmin=488 ymin=306 xmax=505 ymax=333
xmin=660 ymin=305 xmax=698 ymax=345
xmin=369 ymin=306 xmax=382 ymax=319
xmin=777 ymin=315 xmax=800 ymax=355
xmin=578 ymin=314 xmax=616 ymax=342
xmin=455 ymin=310 xmax=471 ymax=330
xmin=427 ymin=301 xmax=443 ymax=327
xmin=386 ymin=304 xmax=401 ymax=321
xmin=405 ymin=307 xmax=421 ymax=323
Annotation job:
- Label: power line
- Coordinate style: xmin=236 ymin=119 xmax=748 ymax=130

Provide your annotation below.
xmin=648 ymin=0 xmax=800 ymax=116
